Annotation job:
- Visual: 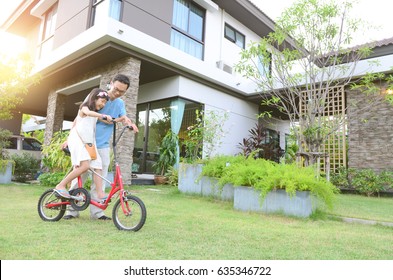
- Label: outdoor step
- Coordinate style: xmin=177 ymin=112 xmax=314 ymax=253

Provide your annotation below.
xmin=131 ymin=174 xmax=155 ymax=185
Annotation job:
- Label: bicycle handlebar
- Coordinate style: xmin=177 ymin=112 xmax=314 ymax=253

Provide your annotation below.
xmin=102 ymin=116 xmax=134 ymax=130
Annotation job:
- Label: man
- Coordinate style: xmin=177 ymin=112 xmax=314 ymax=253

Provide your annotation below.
xmin=63 ymin=74 xmax=139 ymax=220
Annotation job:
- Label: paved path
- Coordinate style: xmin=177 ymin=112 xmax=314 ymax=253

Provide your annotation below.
xmin=330 ymin=215 xmax=393 ymax=227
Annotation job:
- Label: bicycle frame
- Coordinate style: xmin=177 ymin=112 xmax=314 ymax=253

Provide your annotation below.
xmin=57 ymin=122 xmax=132 ymax=212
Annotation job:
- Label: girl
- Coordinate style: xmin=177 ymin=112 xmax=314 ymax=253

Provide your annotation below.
xmin=54 ymin=88 xmax=112 ymax=201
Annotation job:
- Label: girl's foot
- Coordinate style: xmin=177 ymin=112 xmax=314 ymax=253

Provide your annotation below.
xmin=97 ymin=192 xmax=107 ymax=200
xmin=54 ymin=189 xmax=70 ymax=199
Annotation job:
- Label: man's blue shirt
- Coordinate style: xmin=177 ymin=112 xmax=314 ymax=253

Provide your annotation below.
xmin=96 ymin=98 xmax=126 ymax=148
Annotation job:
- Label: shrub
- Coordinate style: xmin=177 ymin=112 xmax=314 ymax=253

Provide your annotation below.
xmin=331 ymin=167 xmax=392 ymax=197
xmin=0 ymin=128 xmax=12 ymax=160
xmin=238 ymin=123 xmax=284 ymax=163
xmin=165 ymin=166 xmax=178 ymax=187
xmin=41 ymin=130 xmax=71 ymax=172
xmin=38 ymin=171 xmax=66 ymax=187
xmin=11 ymin=152 xmax=41 ymax=182
xmin=349 ymin=168 xmax=388 ymax=197
xmin=201 ymin=155 xmax=338 ymax=209
xmin=330 ymin=166 xmax=350 ymax=188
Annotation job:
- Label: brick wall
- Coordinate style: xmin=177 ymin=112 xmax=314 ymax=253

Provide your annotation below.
xmin=347 ymin=89 xmax=393 ymax=172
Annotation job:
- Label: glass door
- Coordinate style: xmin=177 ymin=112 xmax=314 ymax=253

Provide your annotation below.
xmin=134 ymin=98 xmax=202 ymax=173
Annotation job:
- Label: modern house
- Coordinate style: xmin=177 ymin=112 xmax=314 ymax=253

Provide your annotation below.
xmin=1 ymin=0 xmax=392 ymax=183
xmin=2 ymin=0 xmax=293 ymax=182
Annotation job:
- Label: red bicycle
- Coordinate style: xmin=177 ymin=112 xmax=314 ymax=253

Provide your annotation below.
xmin=37 ymin=121 xmax=146 ymax=231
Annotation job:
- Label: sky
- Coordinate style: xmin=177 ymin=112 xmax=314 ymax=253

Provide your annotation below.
xmin=251 ymin=0 xmax=392 ymax=44
xmin=0 ymin=0 xmax=391 ymax=57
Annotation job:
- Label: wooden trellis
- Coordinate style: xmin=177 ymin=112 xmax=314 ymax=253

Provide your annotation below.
xmin=299 ymin=85 xmax=347 ymax=174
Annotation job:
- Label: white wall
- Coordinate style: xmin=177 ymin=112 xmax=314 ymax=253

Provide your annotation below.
xmin=139 ymin=76 xmax=259 ymax=156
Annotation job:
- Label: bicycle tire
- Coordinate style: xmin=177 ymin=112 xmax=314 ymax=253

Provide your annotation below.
xmin=69 ymin=188 xmax=91 ymax=211
xmin=37 ymin=189 xmax=66 ymax=222
xmin=112 ymin=195 xmax=146 ymax=231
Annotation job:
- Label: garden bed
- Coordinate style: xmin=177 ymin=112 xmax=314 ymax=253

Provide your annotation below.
xmin=178 ymin=162 xmax=322 ymax=217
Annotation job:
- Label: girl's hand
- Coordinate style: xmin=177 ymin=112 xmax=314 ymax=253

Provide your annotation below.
xmin=61 ymin=141 xmax=68 ymax=149
xmin=101 ymin=114 xmax=112 ymax=122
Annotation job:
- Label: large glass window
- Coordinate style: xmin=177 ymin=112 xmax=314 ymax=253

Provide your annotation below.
xmin=171 ymin=0 xmax=205 ymax=59
xmin=91 ymin=0 xmax=122 ymax=26
xmin=133 ymin=98 xmax=202 ymax=174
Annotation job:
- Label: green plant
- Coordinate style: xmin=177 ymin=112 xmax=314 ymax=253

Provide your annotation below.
xmin=0 ymin=128 xmax=12 ymax=161
xmin=23 ymin=129 xmax=44 ymax=144
xmin=0 ymin=53 xmax=40 ymax=120
xmin=38 ymin=171 xmax=66 ymax=187
xmin=0 ymin=128 xmax=13 ymax=173
xmin=182 ymin=109 xmax=228 ymax=163
xmin=41 ymin=130 xmax=71 ymax=172
xmin=238 ymin=122 xmax=284 ymax=163
xmin=165 ymin=166 xmax=178 ymax=186
xmin=330 ymin=166 xmax=350 ymax=188
xmin=201 ymin=155 xmax=339 ymax=209
xmin=331 ymin=167 xmax=392 ymax=197
xmin=349 ymin=168 xmax=387 ymax=197
xmin=10 ymin=152 xmax=40 ymax=182
xmin=154 ymin=130 xmax=178 ymax=175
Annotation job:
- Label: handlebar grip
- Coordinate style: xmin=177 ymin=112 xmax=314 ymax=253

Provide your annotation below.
xmin=102 ymin=115 xmax=116 ymax=123
xmin=102 ymin=116 xmax=133 ymax=129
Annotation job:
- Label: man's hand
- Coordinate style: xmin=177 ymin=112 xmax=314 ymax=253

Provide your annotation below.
xmin=114 ymin=115 xmax=139 ymax=133
xmin=129 ymin=122 xmax=139 ymax=133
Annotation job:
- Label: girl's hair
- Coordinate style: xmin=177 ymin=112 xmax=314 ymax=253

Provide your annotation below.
xmin=80 ymin=88 xmax=109 ymax=111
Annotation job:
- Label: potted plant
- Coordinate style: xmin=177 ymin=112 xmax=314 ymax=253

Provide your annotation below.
xmin=0 ymin=128 xmax=14 ymax=184
xmin=154 ymin=130 xmax=178 ymax=185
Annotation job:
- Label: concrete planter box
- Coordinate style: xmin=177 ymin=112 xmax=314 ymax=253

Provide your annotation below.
xmin=178 ymin=163 xmax=203 ymax=194
xmin=0 ymin=161 xmax=13 ymax=184
xmin=234 ymin=186 xmax=317 ymax=218
xmin=178 ymin=163 xmax=317 ymax=217
xmin=201 ymin=176 xmax=234 ymax=201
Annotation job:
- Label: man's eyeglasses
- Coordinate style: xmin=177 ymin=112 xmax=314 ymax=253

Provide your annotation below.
xmin=112 ymin=86 xmax=126 ymax=94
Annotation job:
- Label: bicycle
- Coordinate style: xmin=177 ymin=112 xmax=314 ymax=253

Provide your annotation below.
xmin=37 ymin=120 xmax=147 ymax=231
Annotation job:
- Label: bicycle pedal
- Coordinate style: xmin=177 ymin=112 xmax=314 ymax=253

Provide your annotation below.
xmin=70 ymin=195 xmax=84 ymax=201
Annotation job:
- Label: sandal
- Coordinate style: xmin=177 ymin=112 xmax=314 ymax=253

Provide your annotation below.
xmin=54 ymin=189 xmax=71 ymax=199
xmin=96 ymin=196 xmax=108 ymax=204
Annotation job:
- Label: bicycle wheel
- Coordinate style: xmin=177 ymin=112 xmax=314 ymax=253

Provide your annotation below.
xmin=70 ymin=188 xmax=90 ymax=211
xmin=112 ymin=195 xmax=146 ymax=231
xmin=37 ymin=189 xmax=66 ymax=221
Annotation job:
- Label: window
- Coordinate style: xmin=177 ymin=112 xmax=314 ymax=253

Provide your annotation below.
xmin=257 ymin=53 xmax=272 ymax=79
xmin=171 ymin=0 xmax=205 ymax=59
xmin=134 ymin=98 xmax=202 ymax=173
xmin=91 ymin=0 xmax=122 ymax=26
xmin=224 ymin=23 xmax=245 ymax=48
xmin=38 ymin=3 xmax=58 ymax=58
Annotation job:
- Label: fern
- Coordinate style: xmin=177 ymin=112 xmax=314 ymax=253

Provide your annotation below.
xmin=202 ymin=155 xmax=338 ymax=209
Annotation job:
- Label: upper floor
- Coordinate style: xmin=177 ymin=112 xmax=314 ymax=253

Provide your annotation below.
xmin=3 ymin=0 xmax=288 ymax=95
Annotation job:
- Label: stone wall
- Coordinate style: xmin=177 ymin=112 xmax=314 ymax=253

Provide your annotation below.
xmin=99 ymin=57 xmax=141 ymax=184
xmin=347 ymin=89 xmax=393 ymax=172
xmin=44 ymin=90 xmax=66 ymax=146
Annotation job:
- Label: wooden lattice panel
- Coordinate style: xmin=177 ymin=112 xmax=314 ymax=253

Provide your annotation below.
xmin=299 ymin=86 xmax=346 ymax=173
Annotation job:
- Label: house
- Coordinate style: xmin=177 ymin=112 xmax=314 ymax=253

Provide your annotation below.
xmin=2 ymin=0 xmax=392 ymax=183
xmin=1 ymin=0 xmax=293 ymax=182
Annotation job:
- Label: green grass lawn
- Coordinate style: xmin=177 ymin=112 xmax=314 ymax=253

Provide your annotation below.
xmin=0 ymin=183 xmax=392 ymax=260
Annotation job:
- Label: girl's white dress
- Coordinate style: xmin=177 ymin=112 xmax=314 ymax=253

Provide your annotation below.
xmin=67 ymin=113 xmax=102 ymax=169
